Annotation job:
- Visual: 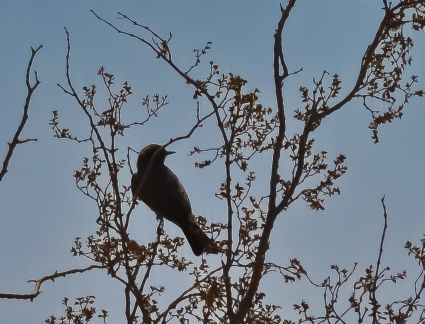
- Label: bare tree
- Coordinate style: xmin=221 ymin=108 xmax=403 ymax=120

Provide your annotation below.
xmin=1 ymin=1 xmax=425 ymax=323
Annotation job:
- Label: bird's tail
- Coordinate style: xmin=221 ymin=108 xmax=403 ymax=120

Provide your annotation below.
xmin=182 ymin=217 xmax=221 ymax=256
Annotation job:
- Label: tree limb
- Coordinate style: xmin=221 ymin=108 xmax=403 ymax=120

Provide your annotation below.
xmin=0 ymin=45 xmax=42 ymax=183
xmin=235 ymin=1 xmax=298 ymax=320
xmin=0 ymin=265 xmax=103 ymax=301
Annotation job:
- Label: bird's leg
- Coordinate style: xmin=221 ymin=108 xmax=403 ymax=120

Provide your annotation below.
xmin=155 ymin=213 xmax=165 ymax=236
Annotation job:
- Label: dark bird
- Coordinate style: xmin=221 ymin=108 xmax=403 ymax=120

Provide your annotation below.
xmin=131 ymin=144 xmax=219 ymax=256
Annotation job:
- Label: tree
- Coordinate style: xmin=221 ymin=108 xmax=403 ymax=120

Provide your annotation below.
xmin=1 ymin=1 xmax=424 ymax=323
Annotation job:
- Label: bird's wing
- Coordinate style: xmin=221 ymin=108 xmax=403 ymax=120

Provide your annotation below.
xmin=163 ymin=166 xmax=192 ymax=212
xmin=131 ymin=173 xmax=142 ymax=198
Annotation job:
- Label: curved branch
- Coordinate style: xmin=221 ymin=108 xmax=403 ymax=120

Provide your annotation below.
xmin=0 ymin=265 xmax=103 ymax=301
xmin=318 ymin=8 xmax=392 ymax=119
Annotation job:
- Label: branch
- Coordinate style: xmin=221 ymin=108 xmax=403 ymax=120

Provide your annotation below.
xmin=59 ymin=29 xmax=154 ymax=321
xmin=0 ymin=45 xmax=42 ymax=183
xmin=60 ymin=28 xmax=128 ymax=237
xmin=317 ymin=7 xmax=392 ymax=119
xmin=371 ymin=196 xmax=389 ymax=323
xmin=90 ymin=12 xmax=239 ymax=319
xmin=90 ymin=11 xmax=230 ymax=148
xmin=129 ymin=219 xmax=164 ymax=321
xmin=0 ymin=265 xmax=103 ymax=301
xmin=155 ymin=266 xmax=223 ymax=323
xmin=237 ymin=1 xmax=417 ymax=318
xmin=235 ymin=1 xmax=298 ymax=320
xmin=163 ymin=110 xmax=215 ymax=149
xmin=269 ymin=0 xmax=298 ymax=214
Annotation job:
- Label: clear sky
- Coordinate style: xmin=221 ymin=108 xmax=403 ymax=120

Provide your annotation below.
xmin=0 ymin=1 xmax=424 ymax=322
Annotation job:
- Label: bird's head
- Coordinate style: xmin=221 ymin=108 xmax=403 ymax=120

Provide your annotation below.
xmin=136 ymin=144 xmax=175 ymax=170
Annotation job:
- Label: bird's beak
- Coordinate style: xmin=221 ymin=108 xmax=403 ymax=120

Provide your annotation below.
xmin=165 ymin=150 xmax=176 ymax=155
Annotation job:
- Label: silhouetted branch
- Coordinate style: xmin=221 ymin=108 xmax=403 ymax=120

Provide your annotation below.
xmin=91 ymin=10 xmax=237 ymax=319
xmin=90 ymin=10 xmax=229 ymax=148
xmin=128 ymin=219 xmax=164 ymax=321
xmin=155 ymin=265 xmax=223 ymax=323
xmin=0 ymin=45 xmax=42 ymax=183
xmin=236 ymin=0 xmax=425 ymax=319
xmin=0 ymin=265 xmax=103 ymax=301
xmin=371 ymin=196 xmax=389 ymax=323
xmin=236 ymin=1 xmax=298 ymax=320
xmin=318 ymin=13 xmax=390 ymax=120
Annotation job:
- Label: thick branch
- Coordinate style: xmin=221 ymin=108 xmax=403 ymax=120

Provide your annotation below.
xmin=0 ymin=45 xmax=42 ymax=183
xmin=236 ymin=2 xmax=405 ymax=320
xmin=236 ymin=1 xmax=298 ymax=320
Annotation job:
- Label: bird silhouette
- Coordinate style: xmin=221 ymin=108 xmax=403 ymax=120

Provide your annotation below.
xmin=131 ymin=144 xmax=219 ymax=256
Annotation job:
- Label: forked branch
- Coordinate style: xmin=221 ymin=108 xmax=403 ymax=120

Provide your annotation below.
xmin=0 ymin=45 xmax=42 ymax=183
xmin=0 ymin=265 xmax=103 ymax=301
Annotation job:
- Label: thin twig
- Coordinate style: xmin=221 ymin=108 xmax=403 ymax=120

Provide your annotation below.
xmin=371 ymin=196 xmax=389 ymax=323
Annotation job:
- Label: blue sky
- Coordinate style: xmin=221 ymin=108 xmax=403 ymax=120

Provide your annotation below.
xmin=0 ymin=1 xmax=424 ymax=322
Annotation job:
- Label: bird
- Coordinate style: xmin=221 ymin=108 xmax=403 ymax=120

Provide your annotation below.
xmin=131 ymin=144 xmax=219 ymax=256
